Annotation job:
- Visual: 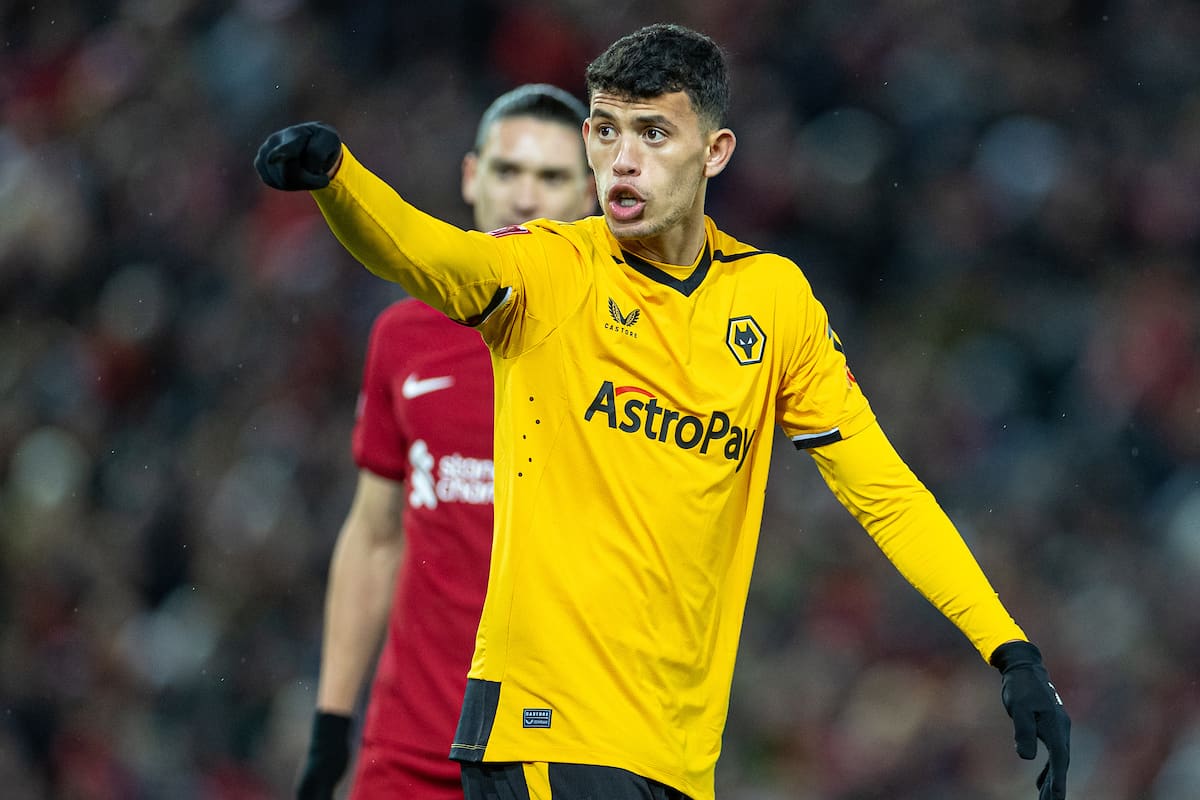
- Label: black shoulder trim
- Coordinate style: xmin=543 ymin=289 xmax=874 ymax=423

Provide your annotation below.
xmin=458 ymin=286 xmax=512 ymax=327
xmin=791 ymin=429 xmax=844 ymax=450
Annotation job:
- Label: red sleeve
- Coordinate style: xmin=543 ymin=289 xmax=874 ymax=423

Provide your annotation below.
xmin=352 ymin=305 xmax=408 ymax=481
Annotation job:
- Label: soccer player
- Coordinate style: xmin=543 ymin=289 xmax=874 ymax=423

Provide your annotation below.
xmin=258 ymin=23 xmax=1071 ymax=800
xmin=292 ymin=84 xmax=596 ymax=800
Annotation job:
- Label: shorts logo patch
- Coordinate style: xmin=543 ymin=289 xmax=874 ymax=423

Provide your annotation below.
xmin=522 ymin=708 xmax=552 ymax=728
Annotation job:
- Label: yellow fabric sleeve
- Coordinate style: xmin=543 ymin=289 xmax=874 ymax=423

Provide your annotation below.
xmin=311 ymin=146 xmax=508 ymax=324
xmin=808 ymin=421 xmax=1026 ymax=662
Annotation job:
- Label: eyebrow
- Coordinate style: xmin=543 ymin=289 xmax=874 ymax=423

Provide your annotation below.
xmin=488 ymin=158 xmax=575 ymax=177
xmin=590 ymin=107 xmax=676 ymax=129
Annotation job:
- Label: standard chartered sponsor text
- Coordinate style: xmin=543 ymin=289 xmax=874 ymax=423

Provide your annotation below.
xmin=437 ymin=453 xmax=494 ymax=504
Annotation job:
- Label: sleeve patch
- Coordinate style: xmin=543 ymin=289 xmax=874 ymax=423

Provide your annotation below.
xmin=791 ymin=428 xmax=843 ymax=449
xmin=486 ymin=225 xmax=530 ymax=238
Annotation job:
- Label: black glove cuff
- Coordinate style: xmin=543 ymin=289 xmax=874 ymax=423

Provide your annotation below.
xmin=310 ymin=711 xmax=353 ymax=749
xmin=989 ymin=640 xmax=1043 ymax=671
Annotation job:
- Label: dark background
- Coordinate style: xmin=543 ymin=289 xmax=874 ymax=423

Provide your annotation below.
xmin=1 ymin=1 xmax=1198 ymax=798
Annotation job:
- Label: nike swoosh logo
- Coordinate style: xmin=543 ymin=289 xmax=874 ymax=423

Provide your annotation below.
xmin=402 ymin=374 xmax=455 ymax=399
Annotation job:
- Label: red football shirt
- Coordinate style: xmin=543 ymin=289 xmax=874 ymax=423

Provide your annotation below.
xmin=348 ymin=298 xmax=494 ymax=799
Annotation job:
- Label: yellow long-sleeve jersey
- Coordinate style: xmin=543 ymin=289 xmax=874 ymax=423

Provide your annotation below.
xmin=314 ymin=148 xmax=1026 ymax=800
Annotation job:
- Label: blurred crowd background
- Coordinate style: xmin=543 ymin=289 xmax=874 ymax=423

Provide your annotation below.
xmin=1 ymin=0 xmax=1198 ymax=798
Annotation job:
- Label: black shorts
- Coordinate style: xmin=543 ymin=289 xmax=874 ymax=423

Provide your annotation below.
xmin=460 ymin=762 xmax=690 ymax=800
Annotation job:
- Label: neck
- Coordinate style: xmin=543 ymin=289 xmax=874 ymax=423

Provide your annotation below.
xmin=620 ymin=185 xmax=710 ymax=265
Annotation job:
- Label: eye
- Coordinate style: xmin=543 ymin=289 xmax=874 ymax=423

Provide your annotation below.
xmin=596 ymin=124 xmax=616 ymax=139
xmin=645 ymin=128 xmax=666 ymax=143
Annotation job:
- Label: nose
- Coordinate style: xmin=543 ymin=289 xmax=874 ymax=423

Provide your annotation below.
xmin=512 ymin=174 xmax=540 ymax=216
xmin=612 ymin=137 xmax=640 ymax=176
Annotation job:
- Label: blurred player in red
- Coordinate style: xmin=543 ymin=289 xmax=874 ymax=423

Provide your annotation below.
xmin=294 ymin=84 xmax=595 ymax=800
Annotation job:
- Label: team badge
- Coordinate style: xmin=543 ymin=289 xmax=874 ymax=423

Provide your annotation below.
xmin=726 ymin=315 xmax=766 ymax=365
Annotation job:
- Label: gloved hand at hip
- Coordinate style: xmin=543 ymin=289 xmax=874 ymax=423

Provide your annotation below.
xmin=991 ymin=641 xmax=1070 ymax=799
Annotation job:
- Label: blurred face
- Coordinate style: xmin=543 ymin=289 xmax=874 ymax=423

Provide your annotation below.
xmin=584 ymin=90 xmax=735 ymax=262
xmin=462 ymin=116 xmax=595 ymax=232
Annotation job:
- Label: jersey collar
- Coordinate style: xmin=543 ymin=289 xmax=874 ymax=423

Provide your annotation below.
xmin=615 ymin=245 xmax=710 ymax=298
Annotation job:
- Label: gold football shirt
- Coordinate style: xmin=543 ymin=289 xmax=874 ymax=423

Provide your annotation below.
xmin=315 ymin=149 xmax=1026 ymax=800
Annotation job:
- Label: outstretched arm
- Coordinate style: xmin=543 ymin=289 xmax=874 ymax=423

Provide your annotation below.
xmin=808 ymin=420 xmax=1024 ymax=659
xmin=807 ymin=421 xmax=1070 ymax=799
xmin=255 ymin=122 xmax=510 ymax=323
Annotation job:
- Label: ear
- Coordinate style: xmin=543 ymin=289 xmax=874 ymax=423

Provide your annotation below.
xmin=703 ymin=128 xmax=736 ymax=178
xmin=461 ymin=152 xmax=479 ymax=205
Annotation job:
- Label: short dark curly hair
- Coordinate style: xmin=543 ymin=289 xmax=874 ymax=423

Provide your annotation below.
xmin=585 ymin=23 xmax=729 ymax=130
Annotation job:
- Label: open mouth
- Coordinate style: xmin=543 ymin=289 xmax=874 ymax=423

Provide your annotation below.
xmin=607 ymin=184 xmax=646 ymax=221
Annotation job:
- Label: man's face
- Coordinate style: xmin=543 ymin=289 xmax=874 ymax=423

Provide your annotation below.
xmin=584 ymin=90 xmax=724 ymax=244
xmin=462 ymin=116 xmax=595 ymax=232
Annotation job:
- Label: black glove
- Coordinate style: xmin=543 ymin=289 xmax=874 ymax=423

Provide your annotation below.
xmin=296 ymin=711 xmax=352 ymax=800
xmin=991 ymin=641 xmax=1070 ymax=799
xmin=255 ymin=122 xmax=342 ymax=191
